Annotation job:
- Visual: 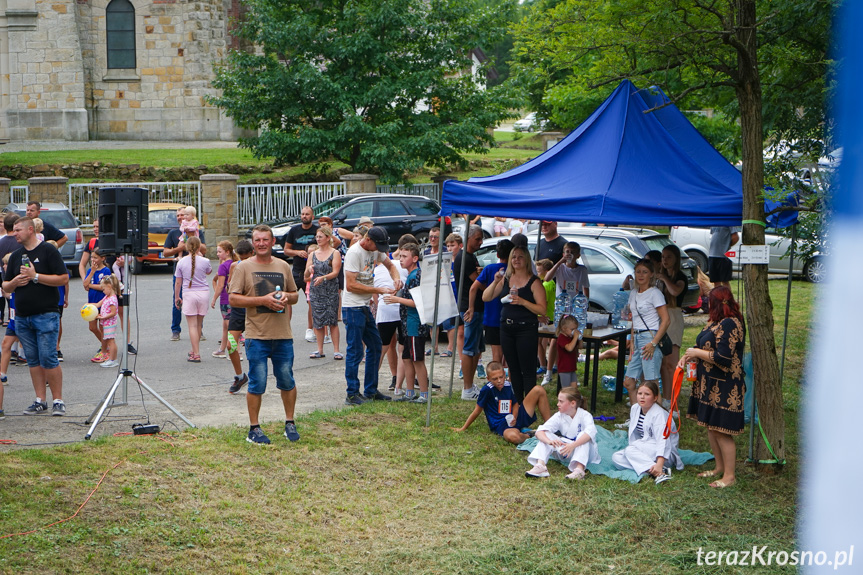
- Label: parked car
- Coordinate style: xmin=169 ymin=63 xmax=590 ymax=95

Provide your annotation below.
xmin=255 ymin=194 xmax=455 ymax=253
xmin=669 ymin=225 xmax=825 ymax=283
xmin=3 ymin=202 xmax=84 ymax=274
xmin=547 ymin=225 xmax=701 ymax=307
xmin=130 ymin=202 xmax=207 ymax=274
xmin=473 ymin=236 xmax=642 ymax=312
xmin=513 ymin=112 xmax=546 ymax=132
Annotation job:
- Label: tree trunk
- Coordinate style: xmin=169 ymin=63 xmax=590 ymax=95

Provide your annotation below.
xmin=735 ymin=0 xmax=785 ymax=468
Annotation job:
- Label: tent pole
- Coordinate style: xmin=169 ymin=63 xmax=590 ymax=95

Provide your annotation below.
xmin=449 ymin=217 xmax=471 ymax=397
xmin=779 ymin=223 xmax=796 ymax=385
xmin=534 ymin=221 xmax=542 ymax=261
xmin=425 ymin=217 xmax=446 ymax=427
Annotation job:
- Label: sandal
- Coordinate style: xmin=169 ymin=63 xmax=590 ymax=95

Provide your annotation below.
xmin=697 ymin=470 xmax=720 ymax=478
xmin=309 ymin=351 xmax=325 ymax=359
xmin=709 ymin=479 xmax=735 ymax=488
xmin=333 ymin=353 xmax=344 ymax=360
xmin=439 ymin=351 xmax=453 ymax=358
xmin=187 ymin=353 xmax=201 ymax=363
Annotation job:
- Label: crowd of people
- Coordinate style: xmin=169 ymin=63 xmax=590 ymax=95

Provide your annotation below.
xmin=0 ymin=202 xmax=747 ymax=486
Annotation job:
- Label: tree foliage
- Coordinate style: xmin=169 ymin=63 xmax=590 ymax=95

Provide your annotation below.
xmin=211 ymin=0 xmax=520 ymax=183
xmin=506 ymin=0 xmax=835 ymax=466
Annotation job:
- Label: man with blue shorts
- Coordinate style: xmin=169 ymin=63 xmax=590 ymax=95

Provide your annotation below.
xmin=2 ymin=217 xmax=69 ymax=416
xmin=456 ymin=225 xmax=485 ymax=400
xmin=229 ymin=224 xmax=301 ymax=445
xmin=454 ymin=361 xmax=551 ymax=444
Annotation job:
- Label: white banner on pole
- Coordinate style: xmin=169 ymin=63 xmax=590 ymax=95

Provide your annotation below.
xmin=416 ymin=252 xmax=458 ymax=325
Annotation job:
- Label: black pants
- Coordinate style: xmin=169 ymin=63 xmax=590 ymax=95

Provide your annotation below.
xmin=500 ymin=320 xmax=538 ymax=403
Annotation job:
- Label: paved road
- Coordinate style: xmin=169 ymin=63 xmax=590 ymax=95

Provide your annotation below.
xmin=0 ymin=265 xmax=468 ymax=447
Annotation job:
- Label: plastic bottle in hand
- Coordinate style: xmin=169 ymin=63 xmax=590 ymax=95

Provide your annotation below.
xmin=612 ymin=288 xmax=629 ymax=328
xmin=274 ymin=285 xmax=285 ymax=313
xmin=21 ymin=254 xmax=30 ymax=268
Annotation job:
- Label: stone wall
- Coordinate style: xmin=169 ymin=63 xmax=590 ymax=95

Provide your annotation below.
xmin=0 ymin=0 xmax=252 ymax=142
xmin=77 ymin=0 xmax=239 ymax=141
xmin=0 ymin=0 xmax=89 ymax=140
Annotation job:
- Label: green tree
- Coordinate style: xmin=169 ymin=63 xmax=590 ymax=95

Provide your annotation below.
xmin=211 ymin=0 xmax=519 ymax=183
xmin=508 ymin=0 xmax=834 ymax=467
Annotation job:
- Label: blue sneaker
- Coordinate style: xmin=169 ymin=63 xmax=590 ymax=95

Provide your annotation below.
xmin=476 ymin=363 xmax=486 ymax=379
xmin=246 ymin=427 xmax=271 ymax=445
xmin=1 ymin=374 xmax=7 ymax=383
xmin=284 ymin=422 xmax=300 ymax=442
xmin=0 ymin=409 xmax=5 ymax=420
xmin=536 ymin=366 xmax=547 ymax=375
xmin=23 ymin=400 xmax=49 ymax=415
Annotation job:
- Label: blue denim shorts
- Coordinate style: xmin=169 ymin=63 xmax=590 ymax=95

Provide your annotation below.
xmin=246 ymin=338 xmax=295 ymax=395
xmin=460 ymin=311 xmax=485 ymax=357
xmin=625 ymin=330 xmax=663 ymax=381
xmin=16 ymin=312 xmax=60 ymax=369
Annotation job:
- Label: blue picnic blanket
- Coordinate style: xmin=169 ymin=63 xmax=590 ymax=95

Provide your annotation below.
xmin=517 ymin=426 xmax=714 ymax=484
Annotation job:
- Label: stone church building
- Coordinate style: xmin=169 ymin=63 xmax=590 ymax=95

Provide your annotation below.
xmin=0 ymin=0 xmax=244 ymax=142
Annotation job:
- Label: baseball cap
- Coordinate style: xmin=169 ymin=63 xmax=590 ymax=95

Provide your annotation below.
xmin=367 ymin=226 xmax=390 ymax=252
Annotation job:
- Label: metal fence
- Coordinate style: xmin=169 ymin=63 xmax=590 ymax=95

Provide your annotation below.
xmin=376 ymin=183 xmax=440 ymax=202
xmin=10 ymin=186 xmax=28 ymax=204
xmin=236 ymin=182 xmax=345 ymax=228
xmin=68 ymin=182 xmax=201 ymax=229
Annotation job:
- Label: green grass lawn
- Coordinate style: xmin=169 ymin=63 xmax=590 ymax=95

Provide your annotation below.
xmin=0 ymin=279 xmax=809 ymax=573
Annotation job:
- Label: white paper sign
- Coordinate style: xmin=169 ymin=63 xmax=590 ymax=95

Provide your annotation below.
xmin=415 ymin=253 xmax=459 ymax=325
xmin=737 ymin=244 xmax=770 ymax=264
xmin=565 ymin=281 xmax=578 ymax=293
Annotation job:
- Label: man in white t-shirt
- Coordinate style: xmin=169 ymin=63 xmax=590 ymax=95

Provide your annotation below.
xmin=342 ymin=227 xmax=403 ymax=405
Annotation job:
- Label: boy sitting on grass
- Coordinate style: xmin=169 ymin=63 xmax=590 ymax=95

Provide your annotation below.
xmin=454 ymin=361 xmax=551 ymax=444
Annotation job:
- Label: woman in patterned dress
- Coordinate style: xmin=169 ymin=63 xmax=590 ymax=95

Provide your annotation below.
xmin=304 ymin=227 xmax=342 ymax=359
xmin=680 ymin=285 xmax=746 ymax=488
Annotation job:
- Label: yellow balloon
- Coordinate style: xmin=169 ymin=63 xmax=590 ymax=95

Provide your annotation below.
xmin=81 ymin=304 xmax=99 ymax=322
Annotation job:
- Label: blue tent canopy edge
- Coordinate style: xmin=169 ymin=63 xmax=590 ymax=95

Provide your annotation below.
xmin=440 ymin=80 xmax=744 ymax=227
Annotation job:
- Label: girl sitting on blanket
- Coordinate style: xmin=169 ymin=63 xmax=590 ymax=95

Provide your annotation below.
xmin=611 ymin=380 xmax=682 ymax=484
xmin=524 ymin=387 xmax=601 ymax=480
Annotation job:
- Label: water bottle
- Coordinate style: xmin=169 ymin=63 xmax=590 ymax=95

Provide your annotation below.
xmin=554 ymin=290 xmax=569 ymax=327
xmin=21 ymin=254 xmax=30 ymax=268
xmin=274 ymin=285 xmax=284 ymax=313
xmin=572 ymin=290 xmax=588 ymax=331
xmin=611 ymin=288 xmax=629 ymax=329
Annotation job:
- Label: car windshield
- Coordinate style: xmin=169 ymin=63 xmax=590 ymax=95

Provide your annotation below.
xmin=607 ymin=242 xmax=641 ymax=265
xmin=150 ymin=209 xmax=180 ymax=228
xmin=36 ymin=210 xmax=76 ymax=229
xmin=641 ymin=235 xmax=674 ymax=252
xmin=313 ymin=197 xmax=353 ymax=218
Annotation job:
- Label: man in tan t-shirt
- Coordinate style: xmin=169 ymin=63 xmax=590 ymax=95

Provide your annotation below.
xmin=229 ymin=224 xmax=300 ymax=445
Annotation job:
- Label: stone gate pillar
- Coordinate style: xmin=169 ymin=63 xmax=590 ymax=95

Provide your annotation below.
xmin=200 ymin=173 xmax=239 ymax=258
xmin=339 ymin=173 xmax=378 ymax=195
xmin=0 ymin=179 xmax=11 ymax=207
xmin=27 ymin=177 xmax=69 ymax=206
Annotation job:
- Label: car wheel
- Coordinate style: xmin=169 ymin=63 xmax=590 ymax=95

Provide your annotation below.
xmin=129 ymin=258 xmax=142 ymax=275
xmin=803 ymin=256 xmax=825 ymax=283
xmin=414 ymin=232 xmax=429 ymax=246
xmin=686 ymin=249 xmax=709 ymax=272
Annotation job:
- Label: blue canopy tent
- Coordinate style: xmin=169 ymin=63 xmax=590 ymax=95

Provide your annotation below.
xmin=427 ymin=80 xmax=747 ymax=419
xmin=440 ymin=80 xmax=742 ymax=226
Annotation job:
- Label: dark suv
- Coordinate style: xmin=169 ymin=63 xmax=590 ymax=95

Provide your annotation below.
xmin=260 ymin=194 xmax=454 ymax=250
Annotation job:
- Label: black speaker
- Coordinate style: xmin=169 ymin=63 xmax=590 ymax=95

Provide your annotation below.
xmin=98 ymin=187 xmax=149 ymax=256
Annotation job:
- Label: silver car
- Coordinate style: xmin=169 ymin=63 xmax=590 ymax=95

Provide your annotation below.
xmin=3 ymin=202 xmax=85 ymax=274
xmin=473 ymin=236 xmax=640 ymax=312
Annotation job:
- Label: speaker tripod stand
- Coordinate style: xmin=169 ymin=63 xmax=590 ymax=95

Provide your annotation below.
xmin=85 ymin=253 xmax=195 ymax=439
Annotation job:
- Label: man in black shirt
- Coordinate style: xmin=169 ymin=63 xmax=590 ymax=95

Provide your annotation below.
xmin=283 ymin=206 xmax=319 ymax=342
xmin=26 ymin=201 xmax=67 ymax=249
xmin=537 ymin=220 xmax=567 ymax=264
xmin=2 ymin=217 xmax=69 ymax=416
xmin=454 ymin=224 xmax=485 ymax=400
